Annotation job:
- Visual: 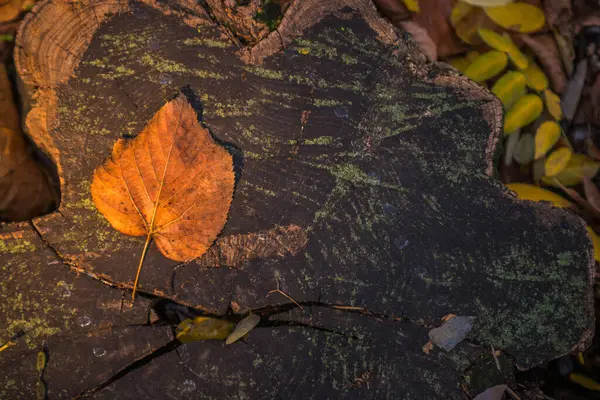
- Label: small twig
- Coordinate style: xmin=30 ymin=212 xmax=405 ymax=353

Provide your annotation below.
xmin=505 ymin=387 xmax=521 ymax=400
xmin=267 ymin=281 xmax=303 ymax=310
xmin=491 ymin=345 xmax=501 ymax=371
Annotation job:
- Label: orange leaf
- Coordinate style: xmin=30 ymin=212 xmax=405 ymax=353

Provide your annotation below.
xmin=91 ymin=96 xmax=235 ymax=301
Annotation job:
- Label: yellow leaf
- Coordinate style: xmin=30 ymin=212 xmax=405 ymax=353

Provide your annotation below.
xmin=36 ymin=350 xmax=47 ymax=376
xmin=461 ymin=0 xmax=514 ymax=6
xmin=491 ymin=71 xmax=526 ymax=108
xmin=403 ymin=0 xmax=420 ymax=13
xmin=176 ymin=317 xmax=235 ymax=343
xmin=541 ymin=154 xmax=600 ymax=187
xmin=506 ymin=183 xmax=571 ymax=208
xmin=450 ymin=2 xmax=474 ymax=26
xmin=522 ymin=60 xmax=549 ymax=91
xmin=544 ymin=147 xmax=572 ymax=177
xmin=91 ymin=96 xmax=235 ymax=301
xmin=464 ymin=50 xmax=508 ymax=83
xmin=569 ymin=372 xmax=600 ymax=391
xmin=543 ymin=88 xmax=563 ymax=120
xmin=586 ymin=227 xmax=600 ymax=263
xmin=465 ymin=50 xmax=481 ymax=63
xmin=477 ymin=29 xmax=528 ymax=69
xmin=504 ymin=94 xmax=543 ymax=133
xmin=534 ymin=121 xmax=561 ymax=159
xmin=484 ymin=3 xmax=546 ymax=33
xmin=447 ymin=57 xmax=470 ymax=73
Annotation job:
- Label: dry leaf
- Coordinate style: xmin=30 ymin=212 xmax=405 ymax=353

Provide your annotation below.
xmin=513 ymin=133 xmax=535 ymax=164
xmin=491 ymin=71 xmax=526 ymax=108
xmin=0 ymin=64 xmax=58 ymax=221
xmin=399 ymin=21 xmax=437 ymax=61
xmin=541 ymin=154 xmax=600 ymax=187
xmin=226 ymin=314 xmax=261 ymax=345
xmin=373 ymin=0 xmax=411 ymax=24
xmin=412 ymin=0 xmax=466 ymax=58
xmin=583 ymin=177 xmax=600 ymax=212
xmin=504 ymin=93 xmax=543 ymax=133
xmin=462 ymin=0 xmax=513 ymax=5
xmin=464 ymin=50 xmax=508 ymax=82
xmin=484 ymin=2 xmax=546 ymax=33
xmin=561 ymin=59 xmax=587 ymax=122
xmin=0 ymin=0 xmax=22 ymax=23
xmin=543 ymin=0 xmax=572 ymax=27
xmin=91 ymin=96 xmax=235 ymax=301
xmin=504 ymin=129 xmax=520 ymax=165
xmin=403 ymin=0 xmax=419 ymax=13
xmin=447 ymin=56 xmax=470 ymax=72
xmin=422 ymin=340 xmax=434 ymax=354
xmin=520 ymin=34 xmax=567 ymax=94
xmin=441 ymin=313 xmax=457 ymax=322
xmin=543 ymin=88 xmax=563 ymax=120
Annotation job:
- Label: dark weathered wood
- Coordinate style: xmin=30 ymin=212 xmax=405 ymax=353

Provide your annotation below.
xmin=1 ymin=0 xmax=594 ymax=397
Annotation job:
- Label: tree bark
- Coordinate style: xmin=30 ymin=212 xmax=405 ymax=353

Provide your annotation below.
xmin=0 ymin=0 xmax=594 ymax=398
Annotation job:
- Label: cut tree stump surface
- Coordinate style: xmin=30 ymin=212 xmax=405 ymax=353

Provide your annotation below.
xmin=0 ymin=0 xmax=594 ymax=398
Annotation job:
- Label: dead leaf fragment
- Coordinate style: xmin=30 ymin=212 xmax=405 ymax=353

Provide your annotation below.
xmin=399 ymin=21 xmax=437 ymax=61
xmin=226 ymin=314 xmax=261 ymax=345
xmin=428 ymin=315 xmax=475 ymax=351
xmin=176 ymin=316 xmax=235 ymax=343
xmin=91 ymin=95 xmax=235 ymax=300
xmin=422 ymin=340 xmax=434 ymax=354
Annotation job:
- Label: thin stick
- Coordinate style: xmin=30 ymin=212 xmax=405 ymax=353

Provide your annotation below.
xmin=505 ymin=387 xmax=521 ymax=400
xmin=132 ymin=234 xmax=152 ymax=302
xmin=267 ymin=281 xmax=303 ymax=310
xmin=491 ymin=345 xmax=501 ymax=371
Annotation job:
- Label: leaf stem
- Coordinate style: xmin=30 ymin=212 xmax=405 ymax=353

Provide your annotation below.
xmin=132 ymin=234 xmax=152 ymax=303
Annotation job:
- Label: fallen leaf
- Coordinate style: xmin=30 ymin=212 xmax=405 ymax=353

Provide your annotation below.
xmin=504 ymin=93 xmax=543 ymax=133
xmin=35 ymin=380 xmax=46 ymax=400
xmin=541 ymin=154 xmax=600 ymax=187
xmin=450 ymin=1 xmax=474 ymax=26
xmin=569 ymin=372 xmax=600 ymax=391
xmin=532 ymin=157 xmax=545 ymax=183
xmin=491 ymin=70 xmax=526 ymax=108
xmin=462 ymin=0 xmax=513 ymax=5
xmin=561 ymin=59 xmax=587 ymax=122
xmin=543 ymin=88 xmax=563 ymax=120
xmin=513 ymin=133 xmax=534 ymax=164
xmin=0 ymin=0 xmax=22 ymax=23
xmin=399 ymin=21 xmax=437 ymax=61
xmin=473 ymin=384 xmax=507 ymax=400
xmin=441 ymin=313 xmax=457 ymax=322
xmin=544 ymin=147 xmax=572 ymax=177
xmin=422 ymin=340 xmax=434 ymax=354
xmin=176 ymin=316 xmax=235 ymax=343
xmin=403 ymin=0 xmax=419 ymax=13
xmin=484 ymin=3 xmax=546 ymax=33
xmin=478 ymin=28 xmax=528 ymax=69
xmin=534 ymin=121 xmax=561 ymax=159
xmin=586 ymin=227 xmax=600 ymax=262
xmin=447 ymin=56 xmax=470 ymax=72
xmin=36 ymin=350 xmax=47 ymax=376
xmin=464 ymin=50 xmax=508 ymax=82
xmin=428 ymin=315 xmax=475 ymax=351
xmin=504 ymin=129 xmax=520 ymax=165
xmin=373 ymin=0 xmax=411 ymax=24
xmin=583 ymin=177 xmax=600 ymax=212
xmin=520 ymin=34 xmax=566 ymax=94
xmin=91 ymin=95 xmax=235 ymax=301
xmin=226 ymin=314 xmax=261 ymax=345
xmin=522 ymin=58 xmax=549 ymax=91
xmin=506 ymin=182 xmax=571 ymax=208
xmin=413 ymin=0 xmax=467 ymax=58
xmin=543 ymin=0 xmax=572 ymax=27
xmin=453 ymin=6 xmax=489 ymax=45
xmin=0 ymin=64 xmax=58 ymax=221
xmin=465 ymin=50 xmax=481 ymax=63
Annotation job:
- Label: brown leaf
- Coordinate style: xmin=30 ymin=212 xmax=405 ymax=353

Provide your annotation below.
xmin=583 ymin=177 xmax=600 ymax=212
xmin=373 ymin=0 xmax=411 ymax=25
xmin=520 ymin=34 xmax=567 ymax=94
xmin=0 ymin=64 xmax=58 ymax=221
xmin=422 ymin=340 xmax=434 ymax=354
xmin=399 ymin=21 xmax=437 ymax=61
xmin=91 ymin=95 xmax=235 ymax=300
xmin=413 ymin=0 xmax=466 ymax=58
xmin=543 ymin=0 xmax=573 ymax=27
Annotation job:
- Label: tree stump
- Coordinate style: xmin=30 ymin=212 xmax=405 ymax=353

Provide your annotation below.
xmin=0 ymin=0 xmax=595 ymax=398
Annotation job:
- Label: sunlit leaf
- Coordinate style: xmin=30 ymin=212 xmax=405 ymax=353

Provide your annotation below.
xmin=541 ymin=154 xmax=600 ymax=187
xmin=522 ymin=59 xmax=549 ymax=91
xmin=513 ymin=133 xmax=534 ymax=164
xmin=226 ymin=314 xmax=261 ymax=345
xmin=586 ymin=227 xmax=600 ymax=263
xmin=484 ymin=3 xmax=546 ymax=33
xmin=506 ymin=183 xmax=571 ymax=208
xmin=175 ymin=316 xmax=235 ymax=343
xmin=447 ymin=57 xmax=470 ymax=73
xmin=491 ymin=71 xmax=526 ymax=109
xmin=543 ymin=88 xmax=563 ymax=120
xmin=504 ymin=94 xmax=543 ymax=133
xmin=464 ymin=50 xmax=508 ymax=83
xmin=534 ymin=121 xmax=561 ymax=159
xmin=477 ymin=29 xmax=528 ymax=69
xmin=544 ymin=147 xmax=572 ymax=177
xmin=403 ymin=0 xmax=420 ymax=12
